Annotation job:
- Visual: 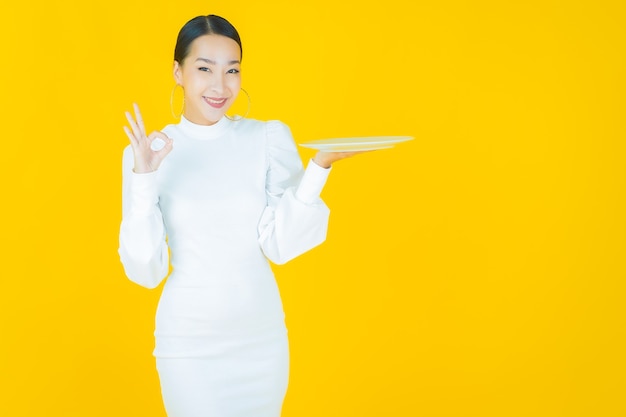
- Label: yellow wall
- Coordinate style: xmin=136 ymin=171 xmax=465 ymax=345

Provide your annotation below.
xmin=1 ymin=0 xmax=624 ymax=416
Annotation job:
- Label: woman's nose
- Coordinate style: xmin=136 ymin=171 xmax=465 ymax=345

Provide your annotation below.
xmin=210 ymin=73 xmax=225 ymax=94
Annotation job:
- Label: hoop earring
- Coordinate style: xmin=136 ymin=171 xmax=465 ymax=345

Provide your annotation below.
xmin=225 ymin=88 xmax=251 ymax=121
xmin=170 ymin=84 xmax=185 ymax=119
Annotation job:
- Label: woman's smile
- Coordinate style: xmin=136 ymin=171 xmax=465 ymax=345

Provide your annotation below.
xmin=204 ymin=96 xmax=228 ymax=108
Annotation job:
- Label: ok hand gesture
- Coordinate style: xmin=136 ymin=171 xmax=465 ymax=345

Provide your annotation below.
xmin=123 ymin=103 xmax=173 ymax=173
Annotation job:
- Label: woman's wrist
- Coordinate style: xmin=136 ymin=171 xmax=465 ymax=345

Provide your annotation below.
xmin=312 ymin=152 xmax=332 ymax=169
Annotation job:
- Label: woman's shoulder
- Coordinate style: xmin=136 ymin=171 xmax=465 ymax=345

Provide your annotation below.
xmin=232 ymin=118 xmax=294 ymax=142
xmin=234 ymin=117 xmax=289 ymax=130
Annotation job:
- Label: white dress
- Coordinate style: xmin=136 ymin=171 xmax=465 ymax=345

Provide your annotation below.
xmin=118 ymin=116 xmax=331 ymax=417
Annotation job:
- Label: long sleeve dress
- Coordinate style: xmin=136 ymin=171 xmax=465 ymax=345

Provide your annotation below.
xmin=118 ymin=115 xmax=331 ymax=417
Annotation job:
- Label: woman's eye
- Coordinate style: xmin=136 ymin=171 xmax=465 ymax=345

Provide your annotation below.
xmin=227 ymin=68 xmax=240 ymax=74
xmin=199 ymin=67 xmax=210 ymax=72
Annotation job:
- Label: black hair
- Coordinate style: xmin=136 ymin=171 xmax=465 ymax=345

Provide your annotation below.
xmin=174 ymin=15 xmax=242 ymax=64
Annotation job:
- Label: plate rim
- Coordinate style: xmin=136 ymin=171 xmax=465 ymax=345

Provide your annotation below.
xmin=300 ymin=135 xmax=413 ymax=146
xmin=298 ymin=135 xmax=413 ymax=151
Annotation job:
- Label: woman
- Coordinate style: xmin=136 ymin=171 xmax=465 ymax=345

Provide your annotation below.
xmin=119 ymin=14 xmax=358 ymax=417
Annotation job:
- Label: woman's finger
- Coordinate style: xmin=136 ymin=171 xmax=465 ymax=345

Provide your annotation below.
xmin=148 ymin=131 xmax=171 ymax=142
xmin=148 ymin=131 xmax=173 ymax=152
xmin=123 ymin=126 xmax=137 ymax=145
xmin=125 ymin=111 xmax=143 ymax=139
xmin=133 ymin=103 xmax=147 ymax=137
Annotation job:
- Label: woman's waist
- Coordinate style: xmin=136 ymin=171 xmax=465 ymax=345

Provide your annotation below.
xmin=168 ymin=252 xmax=272 ymax=281
xmin=155 ymin=284 xmax=285 ymax=338
xmin=169 ymin=251 xmax=270 ymax=281
xmin=158 ymin=274 xmax=283 ymax=317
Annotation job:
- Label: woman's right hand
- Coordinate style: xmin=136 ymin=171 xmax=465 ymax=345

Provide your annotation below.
xmin=123 ymin=103 xmax=173 ymax=173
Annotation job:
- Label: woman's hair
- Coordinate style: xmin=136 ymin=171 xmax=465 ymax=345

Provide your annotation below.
xmin=174 ymin=15 xmax=242 ymax=64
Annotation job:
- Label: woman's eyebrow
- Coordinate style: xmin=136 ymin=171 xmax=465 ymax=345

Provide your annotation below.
xmin=195 ymin=57 xmax=241 ymax=65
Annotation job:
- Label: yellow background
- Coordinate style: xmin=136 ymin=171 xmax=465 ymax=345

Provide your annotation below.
xmin=1 ymin=1 xmax=625 ymax=416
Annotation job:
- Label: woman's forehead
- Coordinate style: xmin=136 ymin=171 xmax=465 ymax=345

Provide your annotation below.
xmin=188 ymin=34 xmax=241 ymax=62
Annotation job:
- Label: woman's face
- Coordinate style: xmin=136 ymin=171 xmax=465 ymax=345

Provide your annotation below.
xmin=174 ymin=34 xmax=242 ymax=125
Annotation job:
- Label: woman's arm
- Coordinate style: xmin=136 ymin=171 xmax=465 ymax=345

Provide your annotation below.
xmin=118 ymin=104 xmax=173 ymax=288
xmin=257 ymin=121 xmax=362 ymax=264
xmin=118 ymin=147 xmax=170 ymax=288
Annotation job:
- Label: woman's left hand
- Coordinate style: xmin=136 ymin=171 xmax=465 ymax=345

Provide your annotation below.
xmin=312 ymin=150 xmax=368 ymax=169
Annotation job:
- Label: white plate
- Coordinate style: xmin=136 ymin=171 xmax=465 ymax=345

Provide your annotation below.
xmin=299 ymin=136 xmax=413 ymax=152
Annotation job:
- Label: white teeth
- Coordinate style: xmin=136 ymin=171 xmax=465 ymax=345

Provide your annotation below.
xmin=206 ymin=98 xmax=226 ymax=104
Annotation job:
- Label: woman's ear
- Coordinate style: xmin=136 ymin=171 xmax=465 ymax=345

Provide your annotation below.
xmin=173 ymin=61 xmax=182 ymax=84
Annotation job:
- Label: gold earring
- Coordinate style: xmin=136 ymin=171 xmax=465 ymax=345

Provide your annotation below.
xmin=170 ymin=84 xmax=185 ymax=119
xmin=225 ymin=88 xmax=251 ymax=121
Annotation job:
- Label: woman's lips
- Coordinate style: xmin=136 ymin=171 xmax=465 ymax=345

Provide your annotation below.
xmin=204 ymin=97 xmax=228 ymax=109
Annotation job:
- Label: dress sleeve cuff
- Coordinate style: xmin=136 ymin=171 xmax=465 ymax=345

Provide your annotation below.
xmin=295 ymin=159 xmax=331 ymax=204
xmin=129 ymin=171 xmax=159 ymax=214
